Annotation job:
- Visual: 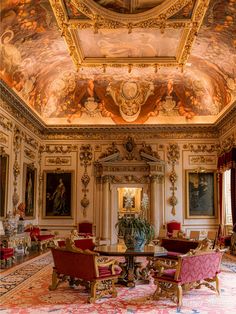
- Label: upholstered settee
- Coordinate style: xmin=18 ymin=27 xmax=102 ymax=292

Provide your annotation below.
xmin=25 ymin=226 xmax=54 ymax=251
xmin=50 ymin=241 xmax=121 ymax=303
xmin=152 ymin=249 xmax=223 ymax=309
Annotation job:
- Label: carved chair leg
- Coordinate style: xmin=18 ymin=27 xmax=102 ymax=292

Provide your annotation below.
xmin=111 ymin=279 xmax=117 ymax=298
xmin=177 ymin=284 xmax=183 ymax=310
xmin=49 ymin=268 xmax=59 ymax=291
xmin=215 ymin=275 xmax=220 ymax=294
xmin=88 ymin=281 xmax=98 ymax=303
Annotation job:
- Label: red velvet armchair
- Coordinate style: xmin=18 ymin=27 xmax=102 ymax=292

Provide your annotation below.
xmin=50 ymin=242 xmax=121 ymax=303
xmin=77 ymin=221 xmax=95 ymax=237
xmin=166 ymin=220 xmax=181 ymax=237
xmin=25 ymin=226 xmax=54 ymax=251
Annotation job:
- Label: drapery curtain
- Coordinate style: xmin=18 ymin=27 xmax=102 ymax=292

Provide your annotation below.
xmin=217 ymin=147 xmax=236 ymax=227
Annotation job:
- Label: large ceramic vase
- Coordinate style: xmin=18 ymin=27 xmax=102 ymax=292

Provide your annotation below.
xmin=124 ymin=230 xmax=146 ymax=251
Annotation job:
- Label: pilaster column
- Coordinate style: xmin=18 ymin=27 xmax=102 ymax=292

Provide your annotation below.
xmin=150 ymin=175 xmax=164 ymax=237
xmin=101 ymin=175 xmax=110 ymax=240
xmin=150 ymin=175 xmax=158 ymax=235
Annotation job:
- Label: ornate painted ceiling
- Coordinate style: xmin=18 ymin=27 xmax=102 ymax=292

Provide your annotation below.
xmin=0 ymin=0 xmax=236 ymax=126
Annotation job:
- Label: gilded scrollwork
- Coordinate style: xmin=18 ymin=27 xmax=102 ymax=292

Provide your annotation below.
xmin=49 ymin=0 xmax=209 ymax=70
xmin=80 ymin=144 xmax=93 ymax=217
xmin=167 ymin=143 xmax=180 ymax=216
xmin=183 ymin=143 xmax=217 ymax=153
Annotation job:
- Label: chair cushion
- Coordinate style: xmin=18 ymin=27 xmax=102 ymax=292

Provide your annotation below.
xmin=98 ymin=265 xmax=122 ymax=278
xmin=0 ymin=248 xmax=14 ymax=259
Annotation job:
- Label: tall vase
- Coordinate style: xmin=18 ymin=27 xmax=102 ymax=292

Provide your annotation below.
xmin=124 ymin=230 xmax=146 ymax=251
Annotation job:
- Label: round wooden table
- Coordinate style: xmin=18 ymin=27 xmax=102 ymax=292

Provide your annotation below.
xmin=94 ymin=244 xmax=167 ymax=287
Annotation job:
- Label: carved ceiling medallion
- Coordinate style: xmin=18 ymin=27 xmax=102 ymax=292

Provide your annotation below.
xmin=49 ymin=0 xmax=210 ymax=71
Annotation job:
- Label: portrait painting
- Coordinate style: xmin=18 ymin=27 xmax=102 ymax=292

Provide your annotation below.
xmin=0 ymin=155 xmax=8 ymax=217
xmin=186 ymin=170 xmax=217 ymax=218
xmin=118 ymin=187 xmax=142 ymax=213
xmin=23 ymin=163 xmax=36 ymax=219
xmin=43 ymin=171 xmax=73 ymax=218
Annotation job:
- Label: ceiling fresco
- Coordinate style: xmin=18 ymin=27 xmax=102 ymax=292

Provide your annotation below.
xmin=0 ymin=0 xmax=236 ymax=126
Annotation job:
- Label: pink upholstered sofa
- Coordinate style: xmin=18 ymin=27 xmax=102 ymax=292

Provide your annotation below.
xmin=152 ymin=250 xmax=223 ymax=309
xmin=50 ymin=242 xmax=121 ymax=303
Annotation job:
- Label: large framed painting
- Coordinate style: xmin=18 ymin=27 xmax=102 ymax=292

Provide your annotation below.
xmin=0 ymin=155 xmax=8 ymax=217
xmin=186 ymin=170 xmax=217 ymax=218
xmin=43 ymin=171 xmax=73 ymax=218
xmin=23 ymin=163 xmax=36 ymax=219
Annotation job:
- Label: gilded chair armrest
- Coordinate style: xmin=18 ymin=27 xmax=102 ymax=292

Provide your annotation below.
xmin=96 ymin=257 xmax=121 ymax=276
xmin=153 ymin=259 xmax=179 ymax=275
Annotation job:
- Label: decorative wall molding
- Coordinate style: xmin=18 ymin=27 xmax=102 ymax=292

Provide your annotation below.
xmin=167 ymin=143 xmax=180 ymax=216
xmin=218 ymin=134 xmax=235 ymax=155
xmin=0 ymin=131 xmax=8 ymax=145
xmin=24 ymin=134 xmax=39 ymax=150
xmin=80 ymin=144 xmax=93 ymax=217
xmin=45 ymin=156 xmax=71 ymax=166
xmin=0 ymin=113 xmax=13 ymax=131
xmin=40 ymin=144 xmax=78 ymax=154
xmin=24 ymin=148 xmax=36 ymax=160
xmin=12 ymin=126 xmax=22 ymax=212
xmin=188 ymin=155 xmax=216 ymax=165
xmin=183 ymin=143 xmax=218 ymax=153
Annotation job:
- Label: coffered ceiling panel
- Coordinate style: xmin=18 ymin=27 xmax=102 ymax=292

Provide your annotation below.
xmin=0 ymin=0 xmax=235 ymax=127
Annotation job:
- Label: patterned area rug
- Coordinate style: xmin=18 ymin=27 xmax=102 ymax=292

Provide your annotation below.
xmin=1 ymin=253 xmax=236 ymax=314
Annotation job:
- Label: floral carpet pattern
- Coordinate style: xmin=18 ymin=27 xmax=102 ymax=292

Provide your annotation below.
xmin=0 ymin=253 xmax=236 ymax=314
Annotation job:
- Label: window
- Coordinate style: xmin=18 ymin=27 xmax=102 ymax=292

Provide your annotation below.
xmin=224 ymin=170 xmax=232 ymax=225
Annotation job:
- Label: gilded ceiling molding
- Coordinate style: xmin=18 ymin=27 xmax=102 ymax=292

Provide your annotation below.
xmin=75 ymin=0 xmax=192 ymax=23
xmin=167 ymin=143 xmax=180 ymax=216
xmin=0 ymin=80 xmax=44 ymax=134
xmin=50 ymin=0 xmax=210 ymax=70
xmin=80 ymin=144 xmax=93 ymax=217
xmin=183 ymin=143 xmax=217 ymax=153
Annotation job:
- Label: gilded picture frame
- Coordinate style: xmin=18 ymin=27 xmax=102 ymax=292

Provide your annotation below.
xmin=43 ymin=171 xmax=73 ymax=218
xmin=23 ymin=163 xmax=36 ymax=219
xmin=0 ymin=154 xmax=8 ymax=217
xmin=118 ymin=187 xmax=142 ymax=214
xmin=185 ymin=170 xmax=217 ymax=218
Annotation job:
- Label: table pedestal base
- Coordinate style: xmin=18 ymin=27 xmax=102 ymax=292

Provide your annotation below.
xmin=118 ymin=255 xmax=151 ymax=287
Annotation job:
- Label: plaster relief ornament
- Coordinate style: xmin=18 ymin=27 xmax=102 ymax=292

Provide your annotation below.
xmin=107 ymin=80 xmax=154 ymax=122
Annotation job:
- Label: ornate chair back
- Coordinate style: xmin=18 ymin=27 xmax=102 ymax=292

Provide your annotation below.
xmin=166 ymin=220 xmax=181 ymax=237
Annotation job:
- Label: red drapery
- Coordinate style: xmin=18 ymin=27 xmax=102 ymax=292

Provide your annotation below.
xmin=217 ymin=147 xmax=236 ymax=227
